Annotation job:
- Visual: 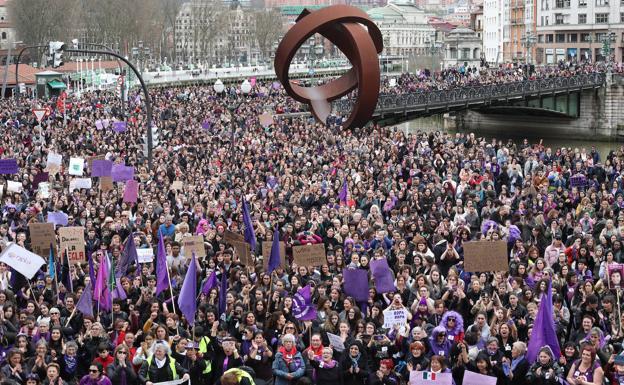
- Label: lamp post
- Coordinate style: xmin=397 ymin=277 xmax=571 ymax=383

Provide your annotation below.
xmin=213 ymin=79 xmax=225 ymax=94
xmin=521 ymin=32 xmax=537 ymax=65
xmin=427 ymin=33 xmax=442 ymax=71
xmin=241 ymin=79 xmax=252 ymax=95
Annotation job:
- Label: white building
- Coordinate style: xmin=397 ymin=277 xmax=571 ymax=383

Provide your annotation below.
xmin=368 ymin=2 xmax=436 ymax=57
xmin=443 ymin=27 xmax=482 ymax=67
xmin=535 ymin=0 xmax=624 ymax=63
xmin=483 ymin=0 xmax=503 ymax=63
xmin=0 ymin=0 xmax=17 ymax=51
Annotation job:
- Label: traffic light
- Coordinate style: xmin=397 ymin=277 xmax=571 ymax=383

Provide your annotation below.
xmin=48 ymin=41 xmax=66 ymax=68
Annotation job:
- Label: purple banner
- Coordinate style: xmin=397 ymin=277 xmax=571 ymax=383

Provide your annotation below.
xmin=47 ymin=211 xmax=69 ymax=227
xmin=370 ymin=258 xmax=396 ymax=293
xmin=123 ymin=180 xmax=139 ymax=202
xmin=342 ymin=268 xmax=369 ymax=302
xmin=111 ymin=164 xmax=134 ymax=182
xmin=0 ymin=159 xmax=18 ymax=174
xmin=95 ymin=120 xmax=103 ymax=130
xmin=112 ymin=121 xmax=127 ymax=133
xmin=91 ymin=160 xmax=113 ymax=177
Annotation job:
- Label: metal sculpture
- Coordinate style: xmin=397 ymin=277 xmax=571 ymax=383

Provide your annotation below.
xmin=274 ymin=5 xmax=383 ymax=129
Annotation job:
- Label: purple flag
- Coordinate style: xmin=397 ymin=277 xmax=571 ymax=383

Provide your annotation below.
xmin=267 ymin=227 xmax=281 ymax=273
xmin=155 ymin=231 xmax=169 ymax=296
xmin=111 ymin=164 xmax=134 ymax=182
xmin=0 ymin=159 xmax=18 ymax=174
xmin=32 ymin=172 xmax=49 ymax=189
xmin=102 ymin=119 xmax=110 ymax=128
xmin=342 ymin=268 xmax=369 ymax=302
xmin=272 ymin=81 xmax=281 ymax=90
xmin=47 ymin=211 xmax=68 ymax=227
xmin=93 ymin=254 xmax=111 ymax=311
xmin=123 ymin=180 xmax=139 ymax=202
xmin=112 ymin=276 xmax=127 ymax=300
xmin=292 ymin=285 xmax=317 ymax=321
xmin=219 ymin=270 xmax=228 ymax=316
xmin=370 ymin=258 xmax=396 ymax=293
xmin=338 ymin=177 xmax=348 ymax=203
xmin=242 ymin=199 xmax=256 ymax=252
xmin=95 ymin=120 xmax=103 ymax=130
xmin=202 ymin=270 xmax=217 ymax=295
xmin=527 ymin=280 xmax=560 ymax=362
xmin=178 ymin=253 xmax=197 ymax=325
xmin=91 ymin=160 xmax=113 ymax=177
xmin=201 ymin=120 xmax=211 ymax=130
xmin=112 ymin=121 xmax=127 ymax=133
xmin=116 ymin=234 xmax=138 ymax=278
xmin=76 ymin=282 xmax=94 ymax=317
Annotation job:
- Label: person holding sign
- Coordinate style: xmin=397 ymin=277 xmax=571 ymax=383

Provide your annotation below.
xmin=137 ymin=343 xmax=189 ymax=385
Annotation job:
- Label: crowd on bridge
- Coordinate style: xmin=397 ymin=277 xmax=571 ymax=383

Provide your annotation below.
xmin=0 ymin=62 xmax=622 ymax=385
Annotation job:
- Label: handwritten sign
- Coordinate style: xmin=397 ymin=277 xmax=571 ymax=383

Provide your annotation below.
xmin=171 ymin=181 xmax=184 ymax=191
xmin=231 ymin=240 xmax=252 ymax=266
xmin=223 ymin=230 xmax=244 ymax=244
xmin=292 ymin=244 xmax=326 ymax=266
xmin=326 ymin=332 xmax=345 ymax=352
xmin=262 ymin=241 xmax=286 ymax=270
xmin=0 ymin=243 xmax=45 ymax=279
xmin=463 ymin=240 xmax=508 ymax=272
xmin=29 ymin=223 xmax=55 ymax=257
xmin=137 ymin=248 xmax=154 ymax=263
xmin=46 ymin=153 xmax=62 ymax=175
xmin=58 ymin=227 xmax=85 ymax=264
xmin=123 ymin=180 xmax=139 ymax=202
xmin=383 ymin=308 xmax=409 ymax=329
xmin=182 ymin=235 xmax=206 ymax=258
xmin=100 ymin=176 xmax=113 ymax=192
xmin=68 ymin=157 xmax=84 ymax=176
xmin=462 ymin=370 xmax=497 ymax=385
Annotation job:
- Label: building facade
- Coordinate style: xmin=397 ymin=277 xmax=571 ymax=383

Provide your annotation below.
xmin=367 ymin=2 xmax=435 ymax=57
xmin=0 ymin=0 xmax=17 ymax=52
xmin=535 ymin=0 xmax=623 ymax=63
xmin=483 ymin=0 xmax=503 ymax=63
xmin=443 ymin=27 xmax=482 ymax=67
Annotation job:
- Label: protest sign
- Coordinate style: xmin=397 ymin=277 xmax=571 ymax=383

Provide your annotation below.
xmin=29 ymin=223 xmax=55 ymax=257
xmin=326 ymin=333 xmax=345 ymax=352
xmin=38 ymin=182 xmax=50 ymax=198
xmin=150 ymin=379 xmax=189 ymax=385
xmin=370 ymin=258 xmax=396 ymax=293
xmin=0 ymin=243 xmax=45 ymax=279
xmin=462 ymin=370 xmax=497 ymax=385
xmin=137 ymin=248 xmax=154 ymax=263
xmin=383 ymin=307 xmax=409 ymax=329
xmin=91 ymin=159 xmax=113 ymax=177
xmin=409 ymin=371 xmax=453 ymax=385
xmin=47 ymin=211 xmax=68 ymax=227
xmin=231 ymin=240 xmax=252 ymax=266
xmin=113 ymin=121 xmax=127 ymax=132
xmin=95 ymin=120 xmax=103 ymax=130
xmin=68 ymin=157 xmax=84 ymax=176
xmin=70 ymin=178 xmax=92 ymax=191
xmin=7 ymin=181 xmax=22 ymax=193
xmin=171 ymin=180 xmax=184 ymax=191
xmin=463 ymin=240 xmax=508 ymax=272
xmin=607 ymin=263 xmax=624 ymax=289
xmin=182 ymin=235 xmax=206 ymax=258
xmin=123 ymin=180 xmax=139 ymax=202
xmin=259 ymin=113 xmax=274 ymax=127
xmin=86 ymin=155 xmax=106 ymax=170
xmin=58 ymin=227 xmax=85 ymax=264
xmin=111 ymin=164 xmax=134 ymax=182
xmin=32 ymin=172 xmax=49 ymax=189
xmin=46 ymin=153 xmax=62 ymax=174
xmin=262 ymin=241 xmax=285 ymax=270
xmin=0 ymin=159 xmax=18 ymax=174
xmin=99 ymin=176 xmax=113 ymax=192
xmin=223 ymin=230 xmax=245 ymax=244
xmin=342 ymin=268 xmax=369 ymax=302
xmin=292 ymin=244 xmax=326 ymax=266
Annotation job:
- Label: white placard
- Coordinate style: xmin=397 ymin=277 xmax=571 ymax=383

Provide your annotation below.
xmin=383 ymin=308 xmax=409 ymax=329
xmin=326 ymin=332 xmax=345 ymax=352
xmin=46 ymin=152 xmax=62 ymax=172
xmin=0 ymin=242 xmax=46 ymax=279
xmin=39 ymin=182 xmax=50 ymax=198
xmin=68 ymin=157 xmax=84 ymax=176
xmin=153 ymin=379 xmax=189 ymax=385
xmin=73 ymin=178 xmax=92 ymax=189
xmin=137 ymin=248 xmax=154 ymax=263
xmin=7 ymin=180 xmax=22 ymax=193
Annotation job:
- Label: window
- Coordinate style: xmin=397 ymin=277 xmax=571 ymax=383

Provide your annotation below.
xmin=546 ymin=34 xmax=554 ymax=43
xmin=578 ymin=13 xmax=587 ymax=23
xmin=581 ymin=33 xmax=591 ymax=41
xmin=556 ymin=33 xmax=566 ymax=42
xmin=596 ymin=13 xmax=609 ymax=23
xmin=579 ymin=0 xmax=587 ymax=6
xmin=596 ymin=0 xmax=608 ymax=5
xmin=621 ymin=12 xmax=624 ymax=22
xmin=555 ymin=14 xmax=568 ymax=23
xmin=568 ymin=33 xmax=578 ymax=42
xmin=538 ymin=34 xmax=544 ymax=43
xmin=1 ymin=32 xmax=5 ymax=40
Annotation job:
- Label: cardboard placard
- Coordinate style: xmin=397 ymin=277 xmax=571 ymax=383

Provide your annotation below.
xmin=463 ymin=240 xmax=508 ymax=272
xmin=231 ymin=240 xmax=252 ymax=266
xmin=292 ymin=243 xmax=326 ymax=266
xmin=58 ymin=227 xmax=85 ymax=264
xmin=87 ymin=155 xmax=106 ymax=170
xmin=100 ymin=176 xmax=113 ymax=192
xmin=262 ymin=241 xmax=286 ymax=270
xmin=45 ymin=153 xmax=62 ymax=175
xmin=171 ymin=181 xmax=184 ymax=191
xmin=223 ymin=230 xmax=244 ymax=244
xmin=68 ymin=157 xmax=84 ymax=176
xmin=29 ymin=222 xmax=55 ymax=257
xmin=182 ymin=235 xmax=206 ymax=258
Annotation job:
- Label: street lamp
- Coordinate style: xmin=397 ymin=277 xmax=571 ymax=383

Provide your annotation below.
xmin=241 ymin=79 xmax=252 ymax=94
xmin=213 ymin=79 xmax=225 ymax=94
xmin=521 ymin=32 xmax=537 ymax=64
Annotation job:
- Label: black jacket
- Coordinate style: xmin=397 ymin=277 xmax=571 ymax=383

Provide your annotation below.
xmin=137 ymin=355 xmax=187 ymax=385
xmin=106 ymin=361 xmax=138 ymax=385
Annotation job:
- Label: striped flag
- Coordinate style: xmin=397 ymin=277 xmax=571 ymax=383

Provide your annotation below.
xmin=409 ymin=372 xmax=452 ymax=385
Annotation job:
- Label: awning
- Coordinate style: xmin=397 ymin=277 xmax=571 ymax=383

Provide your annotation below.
xmin=47 ymin=80 xmax=66 ymax=89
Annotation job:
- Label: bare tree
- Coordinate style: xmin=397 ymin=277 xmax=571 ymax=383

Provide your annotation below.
xmin=253 ymin=9 xmax=282 ymax=61
xmin=190 ymin=0 xmax=227 ymax=65
xmin=9 ymin=0 xmax=80 ymax=45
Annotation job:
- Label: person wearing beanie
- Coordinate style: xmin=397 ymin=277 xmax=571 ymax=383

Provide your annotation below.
xmin=341 ymin=341 xmax=369 ymax=385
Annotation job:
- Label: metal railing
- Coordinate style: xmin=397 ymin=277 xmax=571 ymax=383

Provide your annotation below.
xmin=333 ymin=72 xmax=606 ymax=117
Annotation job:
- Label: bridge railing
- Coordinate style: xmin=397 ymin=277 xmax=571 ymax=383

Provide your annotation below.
xmin=333 ymin=72 xmax=606 ymax=116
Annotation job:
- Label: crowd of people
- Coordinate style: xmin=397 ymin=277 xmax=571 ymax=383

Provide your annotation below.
xmin=0 ymin=62 xmax=622 ymax=385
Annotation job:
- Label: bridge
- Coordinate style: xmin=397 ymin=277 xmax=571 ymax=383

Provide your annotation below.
xmin=333 ymin=72 xmax=607 ymax=124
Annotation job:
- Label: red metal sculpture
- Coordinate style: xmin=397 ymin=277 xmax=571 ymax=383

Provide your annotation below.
xmin=274 ymin=5 xmax=384 ymax=129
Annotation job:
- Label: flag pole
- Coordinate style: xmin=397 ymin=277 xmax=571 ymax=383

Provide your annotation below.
xmin=617 ymin=288 xmax=622 ymax=336
xmin=53 ymin=247 xmax=60 ymax=305
xmin=266 ymin=273 xmax=274 ymax=317
xmin=26 ymin=281 xmax=38 ymax=306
